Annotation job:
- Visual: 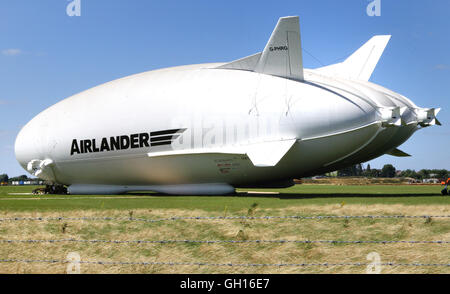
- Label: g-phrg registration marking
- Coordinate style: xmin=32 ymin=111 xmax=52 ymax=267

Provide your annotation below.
xmin=70 ymin=129 xmax=186 ymax=155
xmin=269 ymin=45 xmax=288 ymax=51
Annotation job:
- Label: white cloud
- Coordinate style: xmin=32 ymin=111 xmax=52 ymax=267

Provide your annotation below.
xmin=435 ymin=64 xmax=449 ymax=70
xmin=2 ymin=49 xmax=22 ymax=56
xmin=0 ymin=99 xmax=13 ymax=105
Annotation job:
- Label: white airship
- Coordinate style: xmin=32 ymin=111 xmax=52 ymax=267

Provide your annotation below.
xmin=15 ymin=16 xmax=441 ymax=195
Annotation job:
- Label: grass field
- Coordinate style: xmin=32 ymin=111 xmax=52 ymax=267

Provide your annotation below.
xmin=0 ymin=184 xmax=447 ymax=212
xmin=0 ymin=184 xmax=448 ymax=274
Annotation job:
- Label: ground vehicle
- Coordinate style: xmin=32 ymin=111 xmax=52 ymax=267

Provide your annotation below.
xmin=32 ymin=185 xmax=67 ymax=195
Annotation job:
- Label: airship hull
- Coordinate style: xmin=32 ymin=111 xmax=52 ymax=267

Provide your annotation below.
xmin=16 ymin=64 xmax=380 ymax=188
xmin=14 ymin=16 xmax=440 ymax=195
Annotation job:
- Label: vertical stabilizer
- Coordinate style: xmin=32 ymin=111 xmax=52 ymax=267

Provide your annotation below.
xmin=255 ymin=16 xmax=304 ymax=81
xmin=216 ymin=16 xmax=304 ymax=81
xmin=317 ymin=35 xmax=391 ymax=81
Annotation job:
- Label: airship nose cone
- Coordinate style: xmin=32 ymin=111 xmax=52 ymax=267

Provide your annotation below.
xmin=15 ymin=112 xmax=60 ymax=182
xmin=15 ymin=121 xmax=38 ymax=171
xmin=15 ymin=113 xmax=53 ymax=173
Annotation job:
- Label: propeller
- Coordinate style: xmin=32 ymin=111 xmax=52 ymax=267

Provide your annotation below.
xmin=378 ymin=106 xmax=404 ymax=127
xmin=415 ymin=107 xmax=442 ymax=127
xmin=27 ymin=159 xmax=55 ymax=181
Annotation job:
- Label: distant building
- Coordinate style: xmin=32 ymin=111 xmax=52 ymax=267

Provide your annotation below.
xmin=326 ymin=171 xmax=338 ymax=177
xmin=406 ymin=178 xmax=421 ymax=184
xmin=423 ymin=178 xmax=440 ymax=184
xmin=10 ymin=180 xmax=44 ymax=186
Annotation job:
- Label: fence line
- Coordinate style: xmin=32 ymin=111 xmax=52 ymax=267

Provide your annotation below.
xmin=1 ymin=238 xmax=449 ymax=245
xmin=1 ymin=214 xmax=448 ymax=270
xmin=1 ymin=215 xmax=449 ymax=223
xmin=0 ymin=259 xmax=449 ymax=268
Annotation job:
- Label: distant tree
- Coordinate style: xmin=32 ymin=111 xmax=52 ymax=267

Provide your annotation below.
xmin=400 ymin=169 xmax=412 ymax=178
xmin=430 ymin=169 xmax=449 ymax=179
xmin=368 ymin=168 xmax=381 ymax=177
xmin=0 ymin=174 xmax=8 ymax=182
xmin=336 ymin=166 xmax=447 ymax=179
xmin=337 ymin=164 xmax=365 ymax=177
xmin=412 ymin=170 xmax=422 ymax=179
xmin=362 ymin=164 xmax=377 ymax=177
xmin=337 ymin=167 xmax=349 ymax=177
xmin=8 ymin=175 xmax=29 ymax=182
xmin=418 ymin=169 xmax=430 ymax=179
xmin=381 ymin=164 xmax=396 ymax=178
xmin=338 ymin=166 xmax=355 ymax=177
xmin=356 ymin=163 xmax=363 ymax=176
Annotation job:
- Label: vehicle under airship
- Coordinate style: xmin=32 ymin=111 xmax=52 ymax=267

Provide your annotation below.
xmin=15 ymin=16 xmax=441 ymax=195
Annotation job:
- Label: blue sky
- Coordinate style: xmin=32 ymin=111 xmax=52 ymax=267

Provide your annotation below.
xmin=1 ymin=0 xmax=449 ymax=177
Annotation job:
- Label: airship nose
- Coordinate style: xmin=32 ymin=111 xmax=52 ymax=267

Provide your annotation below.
xmin=15 ymin=115 xmax=58 ymax=182
xmin=15 ymin=123 xmax=36 ymax=171
xmin=15 ymin=119 xmax=47 ymax=169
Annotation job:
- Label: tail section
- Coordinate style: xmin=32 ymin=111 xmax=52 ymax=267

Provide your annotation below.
xmin=255 ymin=16 xmax=304 ymax=81
xmin=317 ymin=35 xmax=391 ymax=81
xmin=217 ymin=16 xmax=304 ymax=81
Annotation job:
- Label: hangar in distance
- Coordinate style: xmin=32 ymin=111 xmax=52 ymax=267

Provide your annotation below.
xmin=15 ymin=16 xmax=441 ymax=195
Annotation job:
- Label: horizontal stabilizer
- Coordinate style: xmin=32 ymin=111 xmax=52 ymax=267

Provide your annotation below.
xmin=317 ymin=35 xmax=391 ymax=81
xmin=386 ymin=148 xmax=411 ymax=157
xmin=216 ymin=52 xmax=262 ymax=71
xmin=216 ymin=16 xmax=304 ymax=81
xmin=148 ymin=139 xmax=297 ymax=167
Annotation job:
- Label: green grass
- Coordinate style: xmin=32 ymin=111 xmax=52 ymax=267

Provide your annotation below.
xmin=0 ymin=185 xmax=448 ymax=274
xmin=0 ymin=184 xmax=447 ymax=212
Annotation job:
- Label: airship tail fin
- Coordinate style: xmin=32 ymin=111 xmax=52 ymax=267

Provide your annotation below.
xmin=317 ymin=35 xmax=391 ymax=81
xmin=217 ymin=16 xmax=304 ymax=81
xmin=216 ymin=52 xmax=262 ymax=72
xmin=386 ymin=148 xmax=411 ymax=157
xmin=255 ymin=16 xmax=304 ymax=81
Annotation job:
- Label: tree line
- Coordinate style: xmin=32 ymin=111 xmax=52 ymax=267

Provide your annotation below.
xmin=0 ymin=174 xmax=34 ymax=183
xmin=1 ymin=166 xmax=449 ymax=184
xmin=337 ymin=164 xmax=449 ymax=179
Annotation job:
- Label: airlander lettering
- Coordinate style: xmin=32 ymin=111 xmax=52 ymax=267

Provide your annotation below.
xmin=70 ymin=129 xmax=185 ymax=155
